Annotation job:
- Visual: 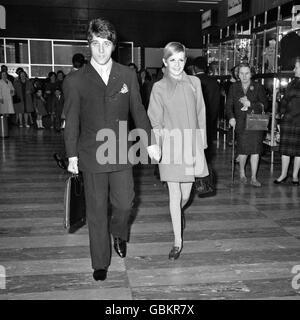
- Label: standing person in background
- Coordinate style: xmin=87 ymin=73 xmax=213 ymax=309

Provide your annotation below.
xmin=33 ymin=88 xmax=47 ymax=129
xmin=53 ymin=87 xmax=64 ymax=131
xmin=0 ymin=70 xmax=15 ymax=119
xmin=148 ymin=42 xmax=208 ymax=260
xmin=44 ymin=71 xmax=57 ymax=128
xmin=56 ymin=70 xmax=65 ymax=91
xmin=225 ymin=63 xmax=268 ymax=187
xmin=53 ymin=54 xmax=86 ymax=170
xmin=1 ymin=65 xmax=15 ymax=84
xmin=139 ymin=68 xmax=153 ymax=110
xmin=194 ymin=56 xmax=220 ymax=162
xmin=13 ymin=71 xmax=34 ymax=128
xmin=70 ymin=53 xmax=86 ymax=73
xmin=274 ymin=57 xmax=300 ymax=185
xmin=64 ymin=17 xmax=159 ymax=281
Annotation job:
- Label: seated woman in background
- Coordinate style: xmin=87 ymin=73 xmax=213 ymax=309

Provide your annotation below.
xmin=274 ymin=57 xmax=300 ymax=185
xmin=225 ymin=62 xmax=268 ymax=187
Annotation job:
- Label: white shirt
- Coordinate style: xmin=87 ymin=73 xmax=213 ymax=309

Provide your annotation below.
xmin=91 ymin=57 xmax=112 ymax=85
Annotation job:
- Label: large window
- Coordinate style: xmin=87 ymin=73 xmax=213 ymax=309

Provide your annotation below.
xmin=0 ymin=37 xmax=89 ymax=78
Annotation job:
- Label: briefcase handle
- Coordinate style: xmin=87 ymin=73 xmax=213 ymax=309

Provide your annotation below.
xmin=68 ymin=173 xmax=84 ymax=196
xmin=251 ymin=102 xmax=265 ymax=115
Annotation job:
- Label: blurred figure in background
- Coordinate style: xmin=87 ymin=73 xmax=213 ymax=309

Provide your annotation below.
xmin=194 ymin=56 xmax=220 ymax=162
xmin=274 ymin=57 xmax=300 ymax=185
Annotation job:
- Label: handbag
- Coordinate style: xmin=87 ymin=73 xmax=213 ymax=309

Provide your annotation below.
xmin=245 ymin=105 xmax=269 ymax=131
xmin=64 ymin=173 xmax=86 ymax=233
xmin=12 ymin=94 xmax=21 ymax=104
xmin=193 ymin=166 xmax=216 ymax=197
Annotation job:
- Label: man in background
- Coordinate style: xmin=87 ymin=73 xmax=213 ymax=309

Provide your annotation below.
xmin=194 ymin=56 xmax=221 ymax=162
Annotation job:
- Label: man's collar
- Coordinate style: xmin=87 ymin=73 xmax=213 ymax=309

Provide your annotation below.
xmin=91 ymin=57 xmax=113 ymax=73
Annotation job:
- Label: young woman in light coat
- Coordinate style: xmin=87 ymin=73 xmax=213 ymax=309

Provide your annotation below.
xmin=148 ymin=42 xmax=208 ymax=260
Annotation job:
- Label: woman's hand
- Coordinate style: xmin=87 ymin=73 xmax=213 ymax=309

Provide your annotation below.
xmin=239 ymin=96 xmax=251 ymax=110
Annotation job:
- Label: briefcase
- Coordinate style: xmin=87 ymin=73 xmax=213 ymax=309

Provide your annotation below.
xmin=64 ymin=173 xmax=86 ymax=233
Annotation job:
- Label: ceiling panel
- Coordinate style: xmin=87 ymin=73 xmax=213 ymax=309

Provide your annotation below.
xmin=0 ymin=0 xmax=222 ymax=12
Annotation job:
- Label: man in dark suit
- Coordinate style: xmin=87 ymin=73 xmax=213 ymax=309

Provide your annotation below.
xmin=194 ymin=56 xmax=221 ymax=162
xmin=64 ymin=18 xmax=159 ymax=281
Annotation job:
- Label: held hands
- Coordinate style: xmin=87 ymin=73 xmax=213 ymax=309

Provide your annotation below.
xmin=147 ymin=144 xmax=161 ymax=162
xmin=68 ymin=157 xmax=79 ymax=174
xmin=229 ymin=118 xmax=236 ymax=129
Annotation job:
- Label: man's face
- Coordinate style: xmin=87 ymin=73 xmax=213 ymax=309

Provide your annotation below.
xmin=90 ymin=35 xmax=114 ymax=66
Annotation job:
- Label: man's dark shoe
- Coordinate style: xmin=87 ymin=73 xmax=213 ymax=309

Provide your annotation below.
xmin=53 ymin=153 xmax=67 ymax=170
xmin=93 ymin=269 xmax=107 ymax=281
xmin=113 ymin=237 xmax=127 ymax=258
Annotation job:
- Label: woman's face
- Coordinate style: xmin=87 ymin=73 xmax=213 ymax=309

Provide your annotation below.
xmin=294 ymin=61 xmax=300 ymax=78
xmin=20 ymin=72 xmax=26 ymax=81
xmin=163 ymin=51 xmax=186 ymax=79
xmin=239 ymin=66 xmax=251 ymax=85
xmin=1 ymin=71 xmax=7 ymax=81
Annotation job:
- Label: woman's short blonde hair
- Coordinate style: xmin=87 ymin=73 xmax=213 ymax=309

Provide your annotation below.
xmin=163 ymin=42 xmax=186 ymax=60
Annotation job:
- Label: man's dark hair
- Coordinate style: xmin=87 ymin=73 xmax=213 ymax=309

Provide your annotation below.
xmin=194 ymin=56 xmax=208 ymax=73
xmin=87 ymin=18 xmax=117 ymax=46
xmin=72 ymin=53 xmax=85 ymax=69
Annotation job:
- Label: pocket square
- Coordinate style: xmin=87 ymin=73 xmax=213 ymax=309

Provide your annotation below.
xmin=120 ymin=83 xmax=129 ymax=94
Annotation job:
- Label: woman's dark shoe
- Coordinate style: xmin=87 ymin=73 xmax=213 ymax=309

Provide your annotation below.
xmin=292 ymin=180 xmax=300 ymax=186
xmin=168 ymin=246 xmax=182 ymax=260
xmin=273 ymin=176 xmax=288 ymax=184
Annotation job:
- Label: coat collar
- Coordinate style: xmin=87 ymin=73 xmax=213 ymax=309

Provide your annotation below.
xmin=163 ymin=71 xmax=193 ymax=97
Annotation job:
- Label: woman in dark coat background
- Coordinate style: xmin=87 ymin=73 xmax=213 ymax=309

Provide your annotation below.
xmin=226 ymin=63 xmax=268 ymax=187
xmin=274 ymin=57 xmax=300 ymax=185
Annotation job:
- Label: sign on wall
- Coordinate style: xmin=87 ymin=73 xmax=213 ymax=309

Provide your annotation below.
xmin=202 ymin=10 xmax=212 ymax=29
xmin=0 ymin=5 xmax=6 ymax=29
xmin=228 ymin=0 xmax=242 ymax=17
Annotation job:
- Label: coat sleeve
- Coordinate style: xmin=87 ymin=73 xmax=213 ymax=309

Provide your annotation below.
xmin=147 ymin=83 xmax=164 ymax=147
xmin=63 ymin=76 xmax=81 ymax=158
xmin=195 ymin=78 xmax=207 ymax=149
xmin=128 ymin=70 xmax=155 ymax=147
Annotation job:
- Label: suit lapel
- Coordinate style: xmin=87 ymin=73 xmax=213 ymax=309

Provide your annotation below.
xmin=106 ymin=62 xmax=125 ymax=97
xmin=84 ymin=63 xmax=107 ymax=90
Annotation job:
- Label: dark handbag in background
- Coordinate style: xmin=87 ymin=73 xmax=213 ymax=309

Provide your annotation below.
xmin=12 ymin=94 xmax=21 ymax=104
xmin=64 ymin=173 xmax=86 ymax=233
xmin=245 ymin=105 xmax=270 ymax=131
xmin=193 ymin=166 xmax=216 ymax=197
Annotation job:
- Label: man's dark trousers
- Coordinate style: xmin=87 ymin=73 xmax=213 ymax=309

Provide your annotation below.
xmin=83 ymin=168 xmax=134 ymax=270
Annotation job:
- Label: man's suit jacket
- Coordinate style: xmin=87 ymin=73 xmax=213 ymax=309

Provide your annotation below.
xmin=195 ymin=73 xmax=220 ymax=123
xmin=63 ymin=61 xmax=153 ymax=173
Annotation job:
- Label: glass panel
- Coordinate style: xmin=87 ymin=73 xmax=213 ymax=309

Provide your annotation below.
xmin=253 ymin=31 xmax=264 ymax=74
xmin=118 ymin=42 xmax=133 ymax=66
xmin=31 ymin=65 xmax=52 ymax=78
xmin=53 ymin=41 xmax=89 ymax=65
xmin=30 ymin=40 xmax=52 ymax=64
xmin=6 ymin=39 xmax=29 ymax=63
xmin=0 ymin=39 xmax=4 ymax=63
